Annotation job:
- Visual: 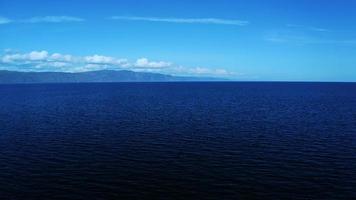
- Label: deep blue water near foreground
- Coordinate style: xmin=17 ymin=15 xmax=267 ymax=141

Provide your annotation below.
xmin=0 ymin=82 xmax=355 ymax=199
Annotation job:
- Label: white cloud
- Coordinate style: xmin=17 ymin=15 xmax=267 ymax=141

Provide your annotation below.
xmin=215 ymin=69 xmax=230 ymax=75
xmin=22 ymin=16 xmax=85 ymax=23
xmin=0 ymin=50 xmax=236 ymax=77
xmin=266 ymin=32 xmax=356 ymax=45
xmin=85 ymin=55 xmax=115 ymax=64
xmin=173 ymin=66 xmax=234 ymax=76
xmin=0 ymin=16 xmax=84 ymax=25
xmin=49 ymin=53 xmax=73 ymax=62
xmin=110 ymin=16 xmax=249 ymax=26
xmin=49 ymin=62 xmax=69 ymax=68
xmin=84 ymin=55 xmax=129 ymax=67
xmin=86 ymin=55 xmax=116 ymax=64
xmin=1 ymin=51 xmax=131 ymax=72
xmin=2 ymin=54 xmax=24 ymax=63
xmin=2 ymin=51 xmax=49 ymax=63
xmin=0 ymin=17 xmax=11 ymax=24
xmin=286 ymin=24 xmax=330 ymax=32
xmin=266 ymin=25 xmax=356 ymax=45
xmin=28 ymin=51 xmax=48 ymax=60
xmin=35 ymin=61 xmax=71 ymax=68
xmin=134 ymin=58 xmax=171 ymax=68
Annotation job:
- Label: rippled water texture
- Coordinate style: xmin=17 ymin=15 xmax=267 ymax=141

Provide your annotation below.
xmin=0 ymin=82 xmax=355 ymax=199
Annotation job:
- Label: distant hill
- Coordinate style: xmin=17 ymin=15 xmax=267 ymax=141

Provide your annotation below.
xmin=0 ymin=70 xmax=223 ymax=84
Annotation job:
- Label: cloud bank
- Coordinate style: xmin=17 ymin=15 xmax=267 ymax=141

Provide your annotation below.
xmin=0 ymin=50 xmax=235 ymax=77
xmin=110 ymin=16 xmax=249 ymax=26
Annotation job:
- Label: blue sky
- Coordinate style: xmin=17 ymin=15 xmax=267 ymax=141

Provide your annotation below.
xmin=0 ymin=0 xmax=355 ymax=81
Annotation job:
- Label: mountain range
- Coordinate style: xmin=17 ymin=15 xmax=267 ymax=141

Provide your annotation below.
xmin=0 ymin=70 xmax=223 ymax=84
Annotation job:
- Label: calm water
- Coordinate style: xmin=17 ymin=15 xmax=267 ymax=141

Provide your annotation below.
xmin=0 ymin=82 xmax=355 ymax=199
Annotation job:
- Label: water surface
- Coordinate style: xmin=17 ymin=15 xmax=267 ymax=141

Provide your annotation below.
xmin=0 ymin=82 xmax=355 ymax=199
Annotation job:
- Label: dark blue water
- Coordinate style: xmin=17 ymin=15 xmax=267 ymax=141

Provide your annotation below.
xmin=0 ymin=82 xmax=355 ymax=199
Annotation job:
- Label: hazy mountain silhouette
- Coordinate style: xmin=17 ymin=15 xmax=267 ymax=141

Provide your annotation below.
xmin=0 ymin=70 xmax=222 ymax=84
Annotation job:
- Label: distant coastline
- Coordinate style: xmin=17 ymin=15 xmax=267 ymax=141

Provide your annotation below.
xmin=0 ymin=70 xmax=225 ymax=84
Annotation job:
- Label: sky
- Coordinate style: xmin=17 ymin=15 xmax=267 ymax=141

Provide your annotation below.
xmin=0 ymin=0 xmax=355 ymax=81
